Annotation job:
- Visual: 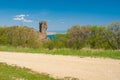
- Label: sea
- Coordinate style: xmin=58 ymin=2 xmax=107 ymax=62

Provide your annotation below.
xmin=47 ymin=31 xmax=66 ymax=40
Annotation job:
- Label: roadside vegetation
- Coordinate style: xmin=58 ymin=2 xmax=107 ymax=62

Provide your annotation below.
xmin=48 ymin=22 xmax=120 ymax=50
xmin=0 ymin=46 xmax=120 ymax=59
xmin=0 ymin=22 xmax=120 ymax=59
xmin=0 ymin=26 xmax=41 ymax=48
xmin=0 ymin=62 xmax=55 ymax=80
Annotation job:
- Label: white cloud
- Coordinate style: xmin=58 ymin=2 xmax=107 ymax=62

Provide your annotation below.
xmin=13 ymin=14 xmax=33 ymax=22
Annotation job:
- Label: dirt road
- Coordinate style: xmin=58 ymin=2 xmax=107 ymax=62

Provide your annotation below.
xmin=0 ymin=51 xmax=120 ymax=80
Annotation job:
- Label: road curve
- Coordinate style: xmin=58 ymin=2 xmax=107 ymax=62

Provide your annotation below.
xmin=0 ymin=51 xmax=120 ymax=80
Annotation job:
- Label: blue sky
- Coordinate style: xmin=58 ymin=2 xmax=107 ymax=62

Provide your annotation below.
xmin=0 ymin=0 xmax=120 ymax=31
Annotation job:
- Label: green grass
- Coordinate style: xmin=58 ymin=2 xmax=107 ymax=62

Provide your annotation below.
xmin=0 ymin=46 xmax=120 ymax=59
xmin=0 ymin=62 xmax=56 ymax=80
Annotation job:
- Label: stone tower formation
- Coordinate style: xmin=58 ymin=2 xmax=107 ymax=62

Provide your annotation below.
xmin=39 ymin=21 xmax=47 ymax=40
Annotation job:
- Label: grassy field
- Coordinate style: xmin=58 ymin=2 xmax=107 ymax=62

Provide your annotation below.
xmin=0 ymin=62 xmax=55 ymax=80
xmin=0 ymin=46 xmax=120 ymax=59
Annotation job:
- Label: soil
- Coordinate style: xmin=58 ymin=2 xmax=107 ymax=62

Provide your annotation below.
xmin=0 ymin=51 xmax=120 ymax=80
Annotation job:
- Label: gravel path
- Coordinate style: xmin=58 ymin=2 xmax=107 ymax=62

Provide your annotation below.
xmin=0 ymin=51 xmax=120 ymax=80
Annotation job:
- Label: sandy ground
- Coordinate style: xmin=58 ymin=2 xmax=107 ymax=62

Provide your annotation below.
xmin=0 ymin=52 xmax=120 ymax=80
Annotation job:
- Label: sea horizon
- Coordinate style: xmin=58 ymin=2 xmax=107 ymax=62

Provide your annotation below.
xmin=47 ymin=31 xmax=66 ymax=35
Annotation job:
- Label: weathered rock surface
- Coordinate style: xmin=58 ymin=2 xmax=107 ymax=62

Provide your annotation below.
xmin=39 ymin=21 xmax=48 ymax=40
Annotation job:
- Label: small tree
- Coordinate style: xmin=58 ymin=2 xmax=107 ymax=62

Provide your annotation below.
xmin=67 ymin=25 xmax=91 ymax=49
xmin=108 ymin=22 xmax=120 ymax=49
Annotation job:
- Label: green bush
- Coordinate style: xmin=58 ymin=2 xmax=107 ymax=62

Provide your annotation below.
xmin=0 ymin=22 xmax=119 ymax=50
xmin=66 ymin=24 xmax=118 ymax=50
xmin=0 ymin=26 xmax=42 ymax=48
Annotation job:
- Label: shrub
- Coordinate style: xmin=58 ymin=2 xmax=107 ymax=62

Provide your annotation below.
xmin=0 ymin=26 xmax=43 ymax=48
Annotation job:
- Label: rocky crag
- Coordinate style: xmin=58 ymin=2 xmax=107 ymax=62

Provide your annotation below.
xmin=38 ymin=21 xmax=48 ymax=41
